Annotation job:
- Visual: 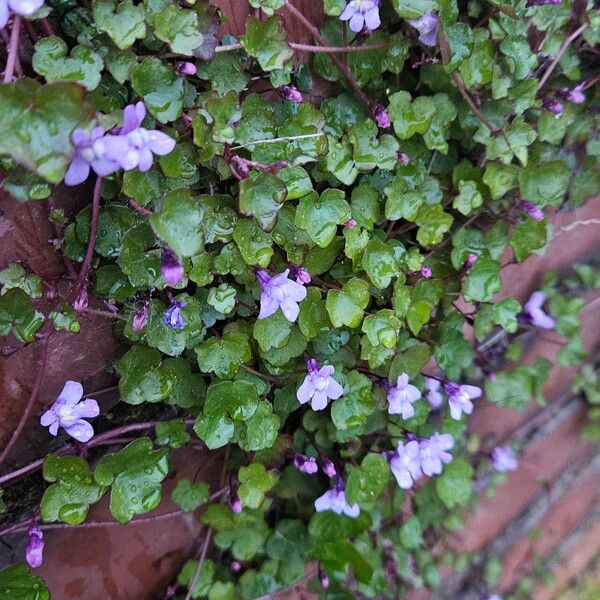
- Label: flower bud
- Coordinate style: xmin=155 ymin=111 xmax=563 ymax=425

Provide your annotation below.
xmin=161 ymin=247 xmax=184 ymax=286
xmin=278 ymin=85 xmax=303 ymax=102
xmin=519 ymin=200 xmax=543 ymax=221
xmin=345 ymin=218 xmax=357 ymax=228
xmin=174 ymin=61 xmax=197 ymax=76
xmin=398 ymin=152 xmax=410 ymax=165
xmin=320 ymin=456 xmax=337 ymax=478
xmin=25 ymin=526 xmax=44 ymax=569
xmin=420 ymin=265 xmax=432 ymax=278
xmin=372 ymin=104 xmax=391 ymax=128
xmin=542 ymin=100 xmax=563 ymax=115
xmin=132 ymin=303 xmax=149 ymax=332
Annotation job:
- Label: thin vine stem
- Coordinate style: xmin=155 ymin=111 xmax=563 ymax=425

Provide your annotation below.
xmin=184 ymin=529 xmax=213 ymax=600
xmin=215 ymin=41 xmax=389 ymax=54
xmin=3 ymin=15 xmax=21 ymax=83
xmin=71 ymin=176 xmax=103 ymax=305
xmin=0 ymin=336 xmax=49 ymax=466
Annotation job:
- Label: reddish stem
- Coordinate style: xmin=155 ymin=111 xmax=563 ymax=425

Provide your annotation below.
xmin=0 ymin=336 xmax=49 ymax=466
xmin=3 ymin=16 xmax=21 ymax=83
xmin=71 ymin=176 xmax=103 ymax=305
xmin=129 ymin=198 xmax=154 ymax=216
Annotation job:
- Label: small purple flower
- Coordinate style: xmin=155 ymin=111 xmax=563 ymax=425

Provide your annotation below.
xmin=408 ymin=13 xmax=439 ymax=47
xmin=464 ymin=253 xmax=478 ymax=270
xmin=294 ymin=453 xmax=318 ymax=474
xmin=318 ymin=565 xmax=330 ymax=589
xmin=444 ymin=382 xmax=481 ymax=420
xmin=132 ymin=303 xmax=149 ymax=332
xmin=40 ymin=381 xmax=100 ymax=443
xmin=372 ymin=104 xmax=391 ymax=129
xmin=297 ymin=359 xmax=344 ymax=411
xmin=419 ymin=433 xmax=454 ymax=477
xmin=542 ymin=100 xmax=563 ymax=115
xmin=230 ymin=495 xmax=242 ymax=514
xmin=257 ymin=268 xmax=307 ymax=322
xmin=523 ymin=291 xmax=555 ymax=330
xmin=388 ymin=440 xmax=423 ymax=489
xmin=314 ymin=478 xmax=360 ymax=517
xmin=424 ymin=377 xmax=443 ymax=409
xmin=526 ymin=0 xmax=559 ymax=4
xmin=278 ymin=85 xmax=303 ymax=102
xmin=110 ymin=102 xmax=176 ymax=172
xmin=25 ymin=526 xmax=44 ymax=569
xmin=64 ymin=127 xmax=125 ymax=186
xmin=562 ymin=84 xmax=585 ymax=104
xmin=174 ymin=61 xmax=197 ymax=76
xmin=230 ymin=560 xmax=242 ymax=572
xmin=387 ymin=373 xmax=421 ymax=419
xmin=421 ymin=265 xmax=432 ymax=278
xmin=289 ymin=263 xmax=311 ymax=285
xmin=163 ymin=299 xmax=186 ymax=329
xmin=398 ymin=152 xmax=410 ymax=165
xmin=320 ymin=456 xmax=337 ymax=478
xmin=0 ymin=0 xmax=45 ymax=29
xmin=339 ymin=0 xmax=381 ymax=33
xmin=491 ymin=446 xmax=518 ymax=473
xmin=161 ymin=247 xmax=184 ymax=286
xmin=345 ymin=218 xmax=357 ymax=228
xmin=520 ymin=200 xmax=543 ymax=221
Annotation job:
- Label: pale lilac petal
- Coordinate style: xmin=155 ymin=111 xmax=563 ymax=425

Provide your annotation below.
xmin=9 ymin=0 xmax=43 ymax=16
xmin=326 ymin=378 xmax=344 ymax=400
xmin=448 ymin=399 xmax=462 ymax=420
xmin=283 ymin=280 xmax=308 ymax=303
xmin=64 ymin=157 xmax=91 ymax=186
xmin=461 ymin=385 xmax=482 ymax=400
xmin=348 ymin=12 xmax=364 ymax=32
xmin=296 ymin=377 xmax=314 ymax=404
xmin=48 ymin=421 xmax=59 ymax=436
xmin=280 ymin=297 xmax=300 ymax=322
xmin=91 ymin=156 xmax=120 ymax=177
xmin=0 ymin=0 xmax=9 ymax=29
xmin=530 ymin=309 xmax=555 ymax=329
xmin=318 ymin=365 xmax=335 ymax=378
xmin=258 ymin=294 xmax=279 ymax=320
xmin=311 ymin=390 xmax=329 ymax=411
xmin=314 ymin=490 xmax=335 ymax=512
xmin=71 ymin=128 xmax=91 ymax=147
xmin=524 ymin=291 xmax=546 ymax=313
xmin=121 ymin=102 xmax=144 ymax=134
xmin=363 ymin=7 xmax=380 ymax=29
xmin=40 ymin=410 xmax=57 ymax=427
xmin=406 ymin=386 xmax=422 ymax=403
xmin=73 ymin=398 xmax=99 ymax=419
xmin=58 ymin=381 xmax=83 ymax=405
xmin=146 ymin=131 xmax=176 ymax=155
xmin=343 ymin=502 xmax=360 ymax=518
xmin=339 ymin=3 xmax=355 ymax=20
xmin=136 ymin=147 xmax=154 ymax=172
xmin=64 ymin=420 xmax=94 ymax=443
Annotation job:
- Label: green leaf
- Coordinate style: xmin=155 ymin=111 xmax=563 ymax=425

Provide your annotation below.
xmin=177 ymin=559 xmax=215 ymax=598
xmin=518 ymin=160 xmax=570 ymax=207
xmin=463 ymin=254 xmax=502 ymax=302
xmin=436 ymin=458 xmax=473 ymax=509
xmin=0 ymin=288 xmax=45 ymax=342
xmin=362 ymin=309 xmax=402 ymax=349
xmin=295 ymin=189 xmax=351 ymax=248
xmin=41 ymin=455 xmax=106 ymax=524
xmin=233 ymin=219 xmax=274 ymax=267
xmin=326 ymin=278 xmax=370 ymax=328
xmin=298 ymin=288 xmax=330 ymax=339
xmin=453 ymin=180 xmax=483 ymax=216
xmin=308 ymin=510 xmax=371 ymax=541
xmin=0 ymin=264 xmax=42 ymax=298
xmin=0 ymin=80 xmax=94 ymax=183
xmin=483 ymin=162 xmax=519 ymax=200
xmin=0 ymin=564 xmax=50 ymax=600
xmin=150 ymin=189 xmax=203 ymax=257
xmin=239 ymin=171 xmax=287 ymax=231
xmin=94 ymin=438 xmax=169 ymax=524
xmin=32 ymin=37 xmax=103 ymax=91
xmin=93 ymin=0 xmax=147 ymax=49
xmin=399 ymin=517 xmax=422 ymax=549
xmin=391 ymin=0 xmax=438 ymax=19
xmin=238 ymin=463 xmax=279 ymax=509
xmin=348 ymin=119 xmax=400 ymax=171
xmin=253 ymin=309 xmax=292 ymax=352
xmin=155 ymin=419 xmax=191 ymax=449
xmin=510 ymin=219 xmax=547 ymax=262
xmin=458 ymin=37 xmax=495 ymax=88
xmin=389 ymin=343 xmax=431 ymax=381
xmin=171 ymin=478 xmax=210 ymax=512
xmin=362 ymin=239 xmax=399 ymax=289
xmin=346 ymin=453 xmax=390 ymax=505
xmin=240 ymin=16 xmax=293 ymax=71
xmin=195 ymin=332 xmax=252 ymax=379
xmin=415 ymin=204 xmax=453 ymax=247
xmin=131 ymin=58 xmax=184 ymax=123
xmin=406 ymin=300 xmax=431 ymax=336
xmin=248 ymin=0 xmax=285 ymax=15
xmin=388 ymin=91 xmax=436 ymax=139
xmin=240 ymin=401 xmax=281 ymax=451
xmin=154 ymin=4 xmax=204 ymax=55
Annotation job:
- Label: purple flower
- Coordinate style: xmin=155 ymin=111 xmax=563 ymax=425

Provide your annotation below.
xmin=110 ymin=102 xmax=176 ymax=172
xmin=464 ymin=253 xmax=478 ymax=270
xmin=424 ymin=377 xmax=443 ymax=409
xmin=562 ymin=84 xmax=585 ymax=104
xmin=40 ymin=381 xmax=99 ymax=443
xmin=389 ymin=440 xmax=423 ymax=489
xmin=25 ymin=526 xmax=44 ymax=568
xmin=163 ymin=300 xmax=186 ymax=329
xmin=64 ymin=127 xmax=125 ymax=186
xmin=0 ymin=0 xmax=44 ymax=28
xmin=320 ymin=456 xmax=337 ymax=478
xmin=491 ymin=445 xmax=518 ymax=473
xmin=526 ymin=0 xmax=560 ymax=4
xmin=372 ymin=104 xmax=391 ymax=129
xmin=294 ymin=453 xmax=318 ymax=474
xmin=230 ymin=495 xmax=242 ymax=514
xmin=523 ymin=291 xmax=555 ymax=330
xmin=398 ymin=152 xmax=410 ymax=165
xmin=297 ymin=359 xmax=344 ymax=411
xmin=289 ymin=263 xmax=311 ymax=285
xmin=174 ymin=61 xmax=197 ymax=76
xmin=161 ymin=247 xmax=184 ymax=286
xmin=339 ymin=0 xmax=381 ymax=33
xmin=520 ymin=200 xmax=543 ymax=221
xmin=318 ymin=565 xmax=330 ymax=589
xmin=278 ymin=85 xmax=303 ymax=102
xmin=421 ymin=265 xmax=432 ymax=278
xmin=345 ymin=218 xmax=357 ymax=228
xmin=387 ymin=373 xmax=421 ymax=419
xmin=408 ymin=13 xmax=439 ymax=47
xmin=444 ymin=382 xmax=481 ymax=420
xmin=314 ymin=478 xmax=360 ymax=517
xmin=542 ymin=100 xmax=563 ymax=115
xmin=257 ymin=269 xmax=307 ymax=322
xmin=132 ymin=303 xmax=149 ymax=332
xmin=419 ymin=433 xmax=454 ymax=476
